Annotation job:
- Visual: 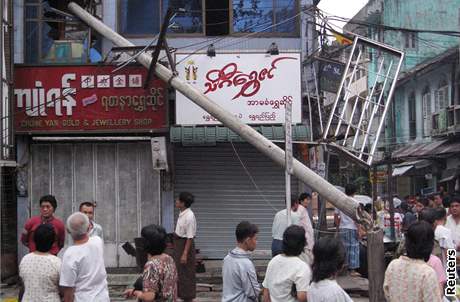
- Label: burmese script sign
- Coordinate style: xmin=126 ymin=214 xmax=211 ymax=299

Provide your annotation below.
xmin=175 ymin=53 xmax=301 ymax=125
xmin=14 ymin=65 xmax=167 ymax=133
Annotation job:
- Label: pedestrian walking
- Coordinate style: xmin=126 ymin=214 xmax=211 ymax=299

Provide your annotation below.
xmin=383 ymin=221 xmax=441 ymax=302
xmin=21 ymin=195 xmax=65 ymax=255
xmin=124 ymin=224 xmax=177 ymax=302
xmin=19 ymin=224 xmax=62 ymax=302
xmin=334 ymin=184 xmax=360 ymax=276
xmin=297 ymin=193 xmax=315 ymax=259
xmin=60 ymin=212 xmax=109 ymax=302
xmin=262 ymin=225 xmax=311 ymax=302
xmin=222 ymin=221 xmax=260 ymax=302
xmin=170 ymin=192 xmax=197 ymax=302
xmin=307 ymin=237 xmax=353 ymax=302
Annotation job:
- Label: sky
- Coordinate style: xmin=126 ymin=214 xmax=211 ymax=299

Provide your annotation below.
xmin=317 ymin=0 xmax=369 ymax=30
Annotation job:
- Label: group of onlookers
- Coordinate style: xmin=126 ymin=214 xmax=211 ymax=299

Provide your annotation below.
xmin=19 ymin=195 xmax=109 ymax=302
xmin=17 ymin=187 xmax=460 ymax=302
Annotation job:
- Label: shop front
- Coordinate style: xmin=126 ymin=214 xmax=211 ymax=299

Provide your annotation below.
xmin=15 ymin=64 xmax=168 ymax=267
xmin=170 ymin=52 xmax=307 ymax=258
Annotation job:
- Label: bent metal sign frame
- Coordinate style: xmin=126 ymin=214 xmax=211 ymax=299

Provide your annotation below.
xmin=14 ymin=65 xmax=167 ymax=133
xmin=175 ymin=52 xmax=301 ymax=125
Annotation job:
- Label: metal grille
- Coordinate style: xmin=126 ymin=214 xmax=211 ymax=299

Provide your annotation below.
xmin=322 ymin=36 xmax=404 ymax=166
xmin=173 ymin=143 xmax=299 ymax=259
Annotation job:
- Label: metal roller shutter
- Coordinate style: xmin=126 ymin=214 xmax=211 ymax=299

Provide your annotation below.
xmin=174 ymin=143 xmax=299 ymax=259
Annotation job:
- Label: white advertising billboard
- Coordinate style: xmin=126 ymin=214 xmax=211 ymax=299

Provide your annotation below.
xmin=175 ymin=52 xmax=301 ymax=125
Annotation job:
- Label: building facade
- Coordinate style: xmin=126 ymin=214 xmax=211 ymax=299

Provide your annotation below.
xmin=14 ymin=0 xmax=317 ymax=264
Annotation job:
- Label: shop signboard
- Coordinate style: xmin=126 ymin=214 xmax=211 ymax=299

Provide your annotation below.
xmin=14 ymin=65 xmax=167 ymax=133
xmin=175 ymin=52 xmax=301 ymax=125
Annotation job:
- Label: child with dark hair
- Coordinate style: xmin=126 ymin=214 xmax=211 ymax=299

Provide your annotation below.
xmin=222 ymin=221 xmax=260 ymax=302
xmin=307 ymin=237 xmax=352 ymax=302
xmin=19 ymin=224 xmax=62 ymax=302
xmin=124 ymin=224 xmax=177 ymax=301
xmin=384 ymin=221 xmax=441 ymax=302
xmin=263 ymin=225 xmax=311 ymax=302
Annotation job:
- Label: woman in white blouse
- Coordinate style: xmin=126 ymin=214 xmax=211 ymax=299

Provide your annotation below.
xmin=19 ymin=223 xmax=62 ymax=302
xmin=172 ymin=191 xmax=197 ymax=302
xmin=307 ymin=237 xmax=353 ymax=302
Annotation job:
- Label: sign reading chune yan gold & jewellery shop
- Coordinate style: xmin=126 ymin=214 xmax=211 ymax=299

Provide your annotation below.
xmin=14 ymin=65 xmax=167 ymax=133
xmin=175 ymin=53 xmax=301 ymax=125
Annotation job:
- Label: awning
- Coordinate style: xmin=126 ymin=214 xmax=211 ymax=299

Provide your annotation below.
xmin=170 ymin=125 xmax=310 ymax=146
xmin=392 ymin=140 xmax=448 ymax=159
xmin=439 ymin=168 xmax=460 ymax=183
xmin=392 ymin=165 xmax=413 ymax=177
xmin=392 ymin=159 xmax=432 ymax=177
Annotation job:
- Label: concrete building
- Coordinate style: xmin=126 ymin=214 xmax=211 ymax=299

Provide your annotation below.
xmin=344 ymin=0 xmax=460 ymax=196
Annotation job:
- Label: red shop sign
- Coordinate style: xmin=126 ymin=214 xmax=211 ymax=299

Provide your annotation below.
xmin=14 ymin=65 xmax=168 ymax=133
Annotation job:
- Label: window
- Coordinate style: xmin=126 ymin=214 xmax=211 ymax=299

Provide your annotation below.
xmin=408 ymin=92 xmax=416 ymax=140
xmin=232 ymin=0 xmax=298 ymax=34
xmin=24 ymin=0 xmax=101 ymax=64
xmin=118 ymin=0 xmax=297 ymax=36
xmin=435 ymin=78 xmax=449 ymax=112
xmin=422 ymin=87 xmax=431 ymax=136
xmin=404 ymin=32 xmax=417 ymax=49
xmin=119 ymin=0 xmax=203 ymax=35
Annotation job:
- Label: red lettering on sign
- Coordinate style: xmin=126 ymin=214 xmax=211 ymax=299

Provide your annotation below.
xmin=203 ymin=57 xmax=297 ymax=100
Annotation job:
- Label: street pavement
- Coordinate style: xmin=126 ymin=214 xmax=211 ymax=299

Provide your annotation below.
xmin=1 ymin=260 xmax=370 ymax=301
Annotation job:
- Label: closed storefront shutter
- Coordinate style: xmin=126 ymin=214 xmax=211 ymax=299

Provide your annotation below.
xmin=174 ymin=143 xmax=299 ymax=259
xmin=29 ymin=142 xmax=160 ymax=267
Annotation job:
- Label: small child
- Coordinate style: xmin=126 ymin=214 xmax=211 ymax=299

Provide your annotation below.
xmin=307 ymin=237 xmax=353 ymax=302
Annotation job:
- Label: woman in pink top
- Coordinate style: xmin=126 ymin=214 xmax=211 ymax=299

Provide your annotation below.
xmin=427 ymin=254 xmax=447 ymax=298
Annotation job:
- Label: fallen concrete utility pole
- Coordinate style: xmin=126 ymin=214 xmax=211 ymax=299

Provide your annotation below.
xmin=68 ymin=2 xmax=370 ymax=228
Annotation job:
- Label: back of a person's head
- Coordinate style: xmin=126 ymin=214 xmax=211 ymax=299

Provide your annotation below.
xmin=418 ymin=198 xmax=430 ymax=208
xmin=312 ymin=237 xmax=345 ymax=282
xmin=66 ymin=212 xmax=89 ymax=240
xmin=179 ymin=191 xmax=194 ymax=208
xmin=235 ymin=221 xmax=258 ymax=243
xmin=34 ymin=224 xmax=56 ymax=253
xmin=400 ymin=201 xmax=410 ymax=212
xmin=433 ymin=207 xmax=447 ymax=221
xmin=141 ymin=224 xmax=167 ymax=256
xmin=405 ymin=221 xmax=434 ymax=262
xmin=282 ymin=225 xmax=306 ymax=256
xmin=418 ymin=208 xmax=436 ymax=225
xmin=345 ymin=183 xmax=357 ymax=196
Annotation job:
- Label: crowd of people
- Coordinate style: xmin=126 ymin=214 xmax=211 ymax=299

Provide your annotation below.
xmin=16 ymin=186 xmax=460 ymax=302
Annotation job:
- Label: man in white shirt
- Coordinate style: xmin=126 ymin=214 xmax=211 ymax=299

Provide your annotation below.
xmin=263 ymin=225 xmax=311 ymax=302
xmin=271 ymin=196 xmax=302 ymax=257
xmin=334 ymin=183 xmax=360 ymax=276
xmin=445 ymin=196 xmax=460 ymax=248
xmin=60 ymin=212 xmax=109 ymax=302
xmin=79 ymin=201 xmax=104 ymax=240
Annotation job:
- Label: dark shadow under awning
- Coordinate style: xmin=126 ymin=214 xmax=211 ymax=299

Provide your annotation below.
xmin=439 ymin=168 xmax=460 ymax=183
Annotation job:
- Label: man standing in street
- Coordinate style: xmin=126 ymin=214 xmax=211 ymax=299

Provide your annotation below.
xmin=60 ymin=212 xmax=110 ymax=302
xmin=222 ymin=221 xmax=260 ymax=302
xmin=271 ymin=196 xmax=302 ymax=257
xmin=21 ymin=195 xmax=65 ymax=255
xmin=334 ymin=184 xmax=360 ymax=277
xmin=79 ymin=201 xmax=103 ymax=240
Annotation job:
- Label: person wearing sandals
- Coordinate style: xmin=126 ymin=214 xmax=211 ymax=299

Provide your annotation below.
xmin=124 ymin=224 xmax=177 ymax=301
xmin=307 ymin=237 xmax=353 ymax=302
